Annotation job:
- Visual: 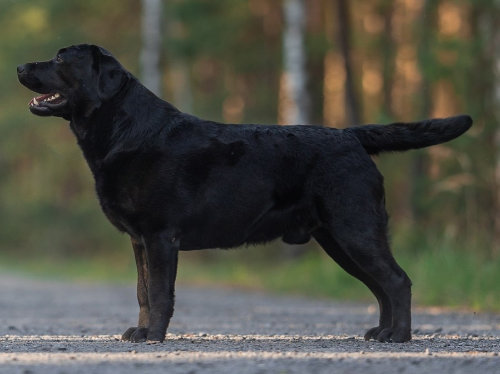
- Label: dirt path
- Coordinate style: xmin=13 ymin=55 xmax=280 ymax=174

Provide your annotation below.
xmin=0 ymin=274 xmax=498 ymax=373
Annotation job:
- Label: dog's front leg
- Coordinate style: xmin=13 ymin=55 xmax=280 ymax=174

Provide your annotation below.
xmin=144 ymin=230 xmax=179 ymax=343
xmin=122 ymin=237 xmax=150 ymax=342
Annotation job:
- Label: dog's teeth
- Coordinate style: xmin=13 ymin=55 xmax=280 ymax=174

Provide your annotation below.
xmin=33 ymin=97 xmax=38 ymax=105
xmin=45 ymin=93 xmax=60 ymax=102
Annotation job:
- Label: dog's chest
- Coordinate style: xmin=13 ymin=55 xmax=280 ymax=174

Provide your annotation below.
xmin=96 ymin=182 xmax=138 ymax=235
xmin=90 ymin=149 xmax=169 ymax=237
xmin=93 ymin=166 xmax=149 ymax=237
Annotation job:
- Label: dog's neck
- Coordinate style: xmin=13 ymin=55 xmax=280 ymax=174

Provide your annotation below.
xmin=70 ymin=78 xmax=180 ymax=175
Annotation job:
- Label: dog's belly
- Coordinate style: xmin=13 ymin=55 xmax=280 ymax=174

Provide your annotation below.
xmin=178 ymin=206 xmax=317 ymax=250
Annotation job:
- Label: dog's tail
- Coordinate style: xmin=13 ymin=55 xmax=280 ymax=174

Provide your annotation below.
xmin=349 ymin=115 xmax=472 ymax=155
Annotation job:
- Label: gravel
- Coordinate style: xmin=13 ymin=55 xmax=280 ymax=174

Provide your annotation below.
xmin=0 ymin=273 xmax=498 ymax=373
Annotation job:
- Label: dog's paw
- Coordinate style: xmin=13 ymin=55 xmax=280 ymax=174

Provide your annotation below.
xmin=146 ymin=331 xmax=165 ymax=343
xmin=364 ymin=326 xmax=384 ymax=341
xmin=131 ymin=327 xmax=148 ymax=342
xmin=390 ymin=328 xmax=412 ymax=343
xmin=121 ymin=327 xmax=137 ymax=341
xmin=376 ymin=327 xmax=411 ymax=343
xmin=121 ymin=327 xmax=148 ymax=342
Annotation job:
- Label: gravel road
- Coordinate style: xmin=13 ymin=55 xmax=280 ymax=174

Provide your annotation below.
xmin=0 ymin=273 xmax=498 ymax=373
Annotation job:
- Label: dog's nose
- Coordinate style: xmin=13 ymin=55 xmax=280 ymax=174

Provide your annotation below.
xmin=17 ymin=64 xmax=26 ymax=75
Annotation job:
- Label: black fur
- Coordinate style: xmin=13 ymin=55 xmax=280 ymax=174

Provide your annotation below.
xmin=17 ymin=44 xmax=472 ymax=343
xmin=349 ymin=116 xmax=472 ymax=155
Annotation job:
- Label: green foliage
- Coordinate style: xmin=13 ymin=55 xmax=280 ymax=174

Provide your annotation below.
xmin=0 ymin=0 xmax=140 ymax=261
xmin=0 ymin=0 xmax=498 ymax=311
xmin=2 ymin=236 xmax=498 ymax=310
xmin=164 ymin=0 xmax=282 ymax=122
xmin=176 ymin=235 xmax=500 ymax=311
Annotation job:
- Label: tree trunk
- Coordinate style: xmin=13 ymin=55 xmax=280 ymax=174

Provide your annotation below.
xmin=140 ymin=0 xmax=163 ymax=96
xmin=410 ymin=0 xmax=438 ymax=225
xmin=468 ymin=0 xmax=498 ymax=255
xmin=280 ymin=0 xmax=310 ymax=257
xmin=381 ymin=1 xmax=395 ymax=120
xmin=281 ymin=0 xmax=310 ymax=125
xmin=336 ymin=0 xmax=361 ymax=126
xmin=490 ymin=0 xmax=500 ymax=256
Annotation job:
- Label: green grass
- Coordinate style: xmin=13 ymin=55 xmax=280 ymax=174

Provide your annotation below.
xmin=178 ymin=245 xmax=500 ymax=311
xmin=0 ymin=252 xmax=136 ymax=283
xmin=1 ymin=237 xmax=499 ymax=311
xmin=398 ymin=247 xmax=499 ymax=310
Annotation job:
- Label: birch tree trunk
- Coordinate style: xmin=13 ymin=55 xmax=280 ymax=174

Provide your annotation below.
xmin=281 ymin=0 xmax=310 ymax=125
xmin=280 ymin=0 xmax=310 ymax=257
xmin=140 ymin=0 xmax=163 ymax=96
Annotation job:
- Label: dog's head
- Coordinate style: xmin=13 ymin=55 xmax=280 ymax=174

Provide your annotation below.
xmin=17 ymin=44 xmax=129 ymax=120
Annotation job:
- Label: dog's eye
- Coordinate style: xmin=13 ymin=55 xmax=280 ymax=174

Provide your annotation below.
xmin=55 ymin=55 xmax=63 ymax=63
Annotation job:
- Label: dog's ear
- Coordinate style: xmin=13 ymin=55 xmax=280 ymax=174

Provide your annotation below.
xmin=91 ymin=45 xmax=128 ymax=101
xmin=81 ymin=45 xmax=129 ymax=117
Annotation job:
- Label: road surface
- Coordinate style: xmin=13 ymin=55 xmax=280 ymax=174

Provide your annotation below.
xmin=0 ymin=274 xmax=498 ymax=373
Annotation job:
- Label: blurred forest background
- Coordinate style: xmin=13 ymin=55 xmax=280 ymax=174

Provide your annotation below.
xmin=0 ymin=0 xmax=499 ymax=309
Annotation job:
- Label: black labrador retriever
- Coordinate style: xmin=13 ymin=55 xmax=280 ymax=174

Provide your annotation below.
xmin=17 ymin=44 xmax=472 ymax=343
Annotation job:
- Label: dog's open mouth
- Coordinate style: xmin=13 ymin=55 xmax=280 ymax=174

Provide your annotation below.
xmin=29 ymin=92 xmax=68 ymax=116
xmin=29 ymin=92 xmax=66 ymax=107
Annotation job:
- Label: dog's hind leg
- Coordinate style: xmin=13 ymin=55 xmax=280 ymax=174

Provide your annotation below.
xmin=325 ymin=216 xmax=412 ymax=342
xmin=312 ymin=228 xmax=392 ymax=340
xmin=122 ymin=237 xmax=150 ymax=342
xmin=314 ymin=162 xmax=412 ymax=342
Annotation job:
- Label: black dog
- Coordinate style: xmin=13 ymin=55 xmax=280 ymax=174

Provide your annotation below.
xmin=17 ymin=44 xmax=472 ymax=343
